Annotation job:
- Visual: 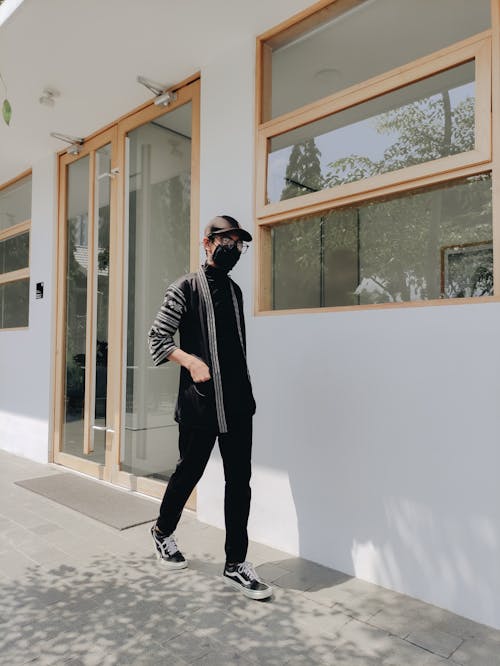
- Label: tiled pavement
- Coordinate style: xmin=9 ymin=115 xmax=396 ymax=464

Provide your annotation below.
xmin=1 ymin=450 xmax=500 ymax=666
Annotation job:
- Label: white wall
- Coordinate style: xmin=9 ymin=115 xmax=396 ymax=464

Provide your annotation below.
xmin=0 ymin=153 xmax=57 ymax=462
xmin=196 ymin=36 xmax=500 ymax=629
xmin=2 ymin=0 xmax=499 ymax=631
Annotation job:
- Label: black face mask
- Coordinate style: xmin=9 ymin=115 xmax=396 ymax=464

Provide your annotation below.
xmin=212 ymin=244 xmax=241 ymax=271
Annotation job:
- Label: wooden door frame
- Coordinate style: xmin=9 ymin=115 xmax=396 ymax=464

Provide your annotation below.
xmin=51 ymin=78 xmax=200 ymax=509
xmin=52 ymin=126 xmax=117 ymax=479
xmin=108 ymin=79 xmax=200 ymax=505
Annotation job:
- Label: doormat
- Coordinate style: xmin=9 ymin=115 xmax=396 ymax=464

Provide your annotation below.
xmin=15 ymin=473 xmax=158 ymax=530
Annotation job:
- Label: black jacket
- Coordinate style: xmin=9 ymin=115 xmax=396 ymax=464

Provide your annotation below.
xmin=148 ymin=265 xmax=255 ymax=433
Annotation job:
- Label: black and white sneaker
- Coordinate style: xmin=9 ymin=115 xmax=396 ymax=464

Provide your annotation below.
xmin=223 ymin=561 xmax=273 ymax=600
xmin=150 ymin=524 xmax=187 ymax=570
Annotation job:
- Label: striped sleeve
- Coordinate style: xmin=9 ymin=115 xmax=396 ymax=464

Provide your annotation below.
xmin=148 ymin=282 xmax=187 ymax=366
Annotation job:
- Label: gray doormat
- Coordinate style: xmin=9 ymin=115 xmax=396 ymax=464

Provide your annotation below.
xmin=15 ymin=473 xmax=158 ymax=530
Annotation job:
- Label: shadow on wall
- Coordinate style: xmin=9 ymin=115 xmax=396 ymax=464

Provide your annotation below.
xmin=252 ymin=336 xmax=500 ymax=630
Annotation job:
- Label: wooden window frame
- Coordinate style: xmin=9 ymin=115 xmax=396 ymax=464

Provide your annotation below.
xmin=254 ymin=0 xmax=500 ymax=316
xmin=0 ymin=170 xmax=32 ymax=330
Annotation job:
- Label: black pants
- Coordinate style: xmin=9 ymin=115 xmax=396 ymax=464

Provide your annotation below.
xmin=156 ymin=417 xmax=252 ymax=564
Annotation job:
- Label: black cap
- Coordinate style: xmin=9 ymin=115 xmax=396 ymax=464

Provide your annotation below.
xmin=204 ymin=215 xmax=252 ymax=242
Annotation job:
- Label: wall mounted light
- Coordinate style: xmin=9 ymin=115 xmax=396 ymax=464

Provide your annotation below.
xmin=137 ymin=75 xmax=177 ymax=107
xmin=50 ymin=131 xmax=84 ymax=155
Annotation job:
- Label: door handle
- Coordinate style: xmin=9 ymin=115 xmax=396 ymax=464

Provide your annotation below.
xmin=97 ymin=168 xmax=120 ymax=180
xmin=91 ymin=425 xmax=115 ymax=434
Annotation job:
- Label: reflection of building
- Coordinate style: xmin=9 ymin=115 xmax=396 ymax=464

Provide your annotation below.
xmin=73 ymin=246 xmax=109 ymax=277
xmin=2 ymin=0 xmax=500 ymax=631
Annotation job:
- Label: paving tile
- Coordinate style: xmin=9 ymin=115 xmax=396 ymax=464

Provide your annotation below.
xmin=294 ymin=604 xmax=352 ymax=640
xmin=28 ymin=543 xmax=75 ymax=569
xmin=187 ymin=557 xmax=225 ymax=577
xmin=0 ymin=505 xmax=44 ymax=529
xmin=432 ymin=610 xmax=500 ymax=641
xmin=450 ymin=634 xmax=500 ymax=665
xmin=367 ymin=596 xmax=444 ymax=638
xmin=121 ymin=650 xmax=189 ymax=666
xmin=273 ymin=557 xmax=348 ymax=592
xmin=132 ymin=609 xmax=188 ymax=645
xmin=0 ymin=524 xmax=40 ymax=548
xmin=28 ymin=521 xmax=66 ymax=537
xmin=255 ymin=561 xmax=291 ymax=583
xmin=245 ymin=540 xmax=292 ymax=567
xmin=220 ymin=580 xmax=314 ymax=626
xmin=300 ymin=579 xmax=394 ymax=626
xmin=282 ymin=656 xmax=333 ymax=666
xmin=0 ymin=547 xmax=39 ymax=579
xmin=382 ymin=636 xmax=455 ymax=666
xmin=190 ymin=642 xmax=256 ymax=666
xmin=8 ymin=629 xmax=88 ymax=665
xmin=324 ymin=618 xmax=393 ymax=664
xmin=182 ymin=607 xmax=234 ymax=638
xmin=0 ymin=515 xmax=16 ymax=533
xmin=405 ymin=627 xmax=463 ymax=658
xmin=158 ymin=629 xmax=215 ymax=661
xmin=1 ymin=450 xmax=500 ymax=666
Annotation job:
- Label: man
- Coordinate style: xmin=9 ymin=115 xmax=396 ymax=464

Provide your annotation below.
xmin=147 ymin=214 xmax=272 ymax=601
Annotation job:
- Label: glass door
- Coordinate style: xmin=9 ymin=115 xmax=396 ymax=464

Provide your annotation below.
xmin=122 ymin=103 xmax=191 ymax=480
xmin=53 ymin=128 xmax=117 ymax=478
xmin=109 ymin=80 xmax=200 ymax=504
xmin=53 ymin=79 xmax=200 ymax=499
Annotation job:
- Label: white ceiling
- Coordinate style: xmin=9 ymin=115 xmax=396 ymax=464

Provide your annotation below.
xmin=0 ymin=0 xmax=310 ymax=184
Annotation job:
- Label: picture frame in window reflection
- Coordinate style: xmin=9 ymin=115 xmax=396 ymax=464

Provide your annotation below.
xmin=441 ymin=240 xmax=493 ymax=299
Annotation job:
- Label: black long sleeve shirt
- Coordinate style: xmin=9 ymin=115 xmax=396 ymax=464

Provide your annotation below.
xmin=204 ymin=264 xmax=256 ymax=427
xmin=148 ymin=262 xmax=256 ymax=432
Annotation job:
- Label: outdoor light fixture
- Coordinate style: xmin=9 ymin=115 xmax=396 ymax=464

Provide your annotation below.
xmin=39 ymin=88 xmax=60 ymax=107
xmin=137 ymin=75 xmax=177 ymax=107
xmin=154 ymin=90 xmax=176 ymax=107
xmin=50 ymin=132 xmax=84 ymax=155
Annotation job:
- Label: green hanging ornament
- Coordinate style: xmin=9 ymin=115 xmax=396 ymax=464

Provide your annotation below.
xmin=1 ymin=70 xmax=11 ymax=125
xmin=2 ymin=98 xmax=12 ymax=125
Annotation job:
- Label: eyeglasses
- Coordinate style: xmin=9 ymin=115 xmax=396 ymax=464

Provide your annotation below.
xmin=212 ymin=236 xmax=249 ymax=253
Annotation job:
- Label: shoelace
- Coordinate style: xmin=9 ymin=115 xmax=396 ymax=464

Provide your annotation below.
xmin=237 ymin=561 xmax=261 ymax=582
xmin=155 ymin=528 xmax=180 ymax=556
xmin=163 ymin=535 xmax=180 ymax=556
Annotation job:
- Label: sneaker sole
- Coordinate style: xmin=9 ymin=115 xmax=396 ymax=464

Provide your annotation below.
xmin=154 ymin=550 xmax=188 ymax=569
xmin=223 ymin=575 xmax=273 ymax=600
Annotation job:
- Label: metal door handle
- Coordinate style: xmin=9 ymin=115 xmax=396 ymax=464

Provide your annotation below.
xmin=91 ymin=425 xmax=115 ymax=433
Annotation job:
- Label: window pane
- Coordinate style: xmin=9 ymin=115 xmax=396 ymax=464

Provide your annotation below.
xmin=0 ymin=176 xmax=32 ymax=231
xmin=268 ymin=62 xmax=475 ymax=204
xmin=272 ymin=218 xmax=322 ymax=310
xmin=92 ymin=144 xmax=112 ymax=462
xmin=122 ymin=103 xmax=192 ymax=481
xmin=62 ymin=156 xmax=89 ymax=457
xmin=0 ymin=232 xmax=29 ymax=274
xmin=0 ymin=279 xmax=29 ymax=328
xmin=269 ymin=0 xmax=490 ymax=119
xmin=271 ymin=174 xmax=492 ymax=309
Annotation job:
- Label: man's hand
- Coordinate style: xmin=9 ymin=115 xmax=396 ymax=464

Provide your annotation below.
xmin=187 ymin=356 xmax=211 ymax=383
xmin=166 ymin=349 xmax=211 ymax=382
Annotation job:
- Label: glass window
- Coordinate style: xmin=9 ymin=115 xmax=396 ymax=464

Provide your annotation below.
xmin=271 ymin=173 xmax=492 ymax=309
xmin=0 ymin=278 xmax=29 ymax=328
xmin=268 ymin=0 xmax=490 ymax=119
xmin=0 ymin=173 xmax=32 ymax=329
xmin=268 ymin=61 xmax=475 ymax=204
xmin=122 ymin=103 xmax=192 ymax=481
xmin=0 ymin=232 xmax=30 ymax=274
xmin=0 ymin=175 xmax=32 ymax=231
xmin=62 ymin=155 xmax=90 ymax=457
